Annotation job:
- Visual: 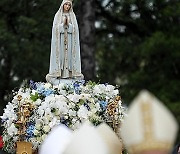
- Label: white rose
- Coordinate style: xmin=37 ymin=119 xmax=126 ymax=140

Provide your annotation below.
xmin=67 ymin=94 xmax=80 ymax=103
xmin=113 ymin=89 xmax=119 ymax=96
xmin=106 ymin=85 xmax=115 ymax=91
xmin=35 ymin=124 xmax=41 ymax=130
xmin=7 ymin=124 xmax=18 ymax=136
xmin=36 ymin=136 xmax=42 ymax=142
xmin=31 ymin=89 xmax=37 ymax=95
xmin=34 ymin=129 xmax=39 ymax=135
xmin=54 ymin=109 xmax=60 ymax=116
xmin=41 ymin=134 xmax=47 ymax=141
xmin=93 ymin=85 xmax=101 ymax=95
xmin=34 ymin=99 xmax=41 ymax=106
xmin=44 ymin=83 xmax=51 ymax=89
xmin=43 ymin=125 xmax=50 ymax=133
xmin=49 ymin=117 xmax=58 ymax=128
xmin=77 ymin=105 xmax=89 ymax=119
xmin=69 ymin=110 xmax=76 ymax=116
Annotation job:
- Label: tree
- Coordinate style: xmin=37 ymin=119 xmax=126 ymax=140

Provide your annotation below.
xmin=77 ymin=0 xmax=96 ymax=80
xmin=0 ymin=0 xmax=60 ymax=115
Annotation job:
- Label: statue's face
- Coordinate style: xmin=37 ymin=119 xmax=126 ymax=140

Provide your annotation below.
xmin=63 ymin=2 xmax=71 ymax=12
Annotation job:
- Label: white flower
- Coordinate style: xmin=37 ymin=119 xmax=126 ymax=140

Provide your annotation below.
xmin=55 ymin=95 xmax=67 ymax=102
xmin=7 ymin=124 xmax=18 ymax=136
xmin=114 ymin=89 xmax=119 ymax=96
xmin=69 ymin=109 xmax=76 ymax=116
xmin=106 ymin=85 xmax=115 ymax=92
xmin=80 ymin=94 xmax=91 ymax=100
xmin=67 ymin=94 xmax=80 ymax=103
xmin=35 ymin=122 xmax=42 ymax=130
xmin=41 ymin=134 xmax=47 ymax=141
xmin=37 ymin=107 xmax=44 ymax=116
xmin=55 ymin=83 xmax=66 ymax=90
xmin=36 ymin=136 xmax=42 ymax=142
xmin=44 ymin=114 xmax=53 ymax=122
xmin=44 ymin=95 xmax=55 ymax=104
xmin=43 ymin=125 xmax=51 ymax=133
xmin=44 ymin=107 xmax=51 ymax=115
xmin=54 ymin=109 xmax=60 ymax=116
xmin=93 ymin=85 xmax=102 ymax=95
xmin=44 ymin=83 xmax=52 ymax=89
xmin=49 ymin=117 xmax=59 ymax=128
xmin=72 ymin=121 xmax=81 ymax=130
xmin=95 ymin=103 xmax=101 ymax=111
xmin=13 ymin=136 xmax=19 ymax=142
xmin=31 ymin=89 xmax=37 ymax=95
xmin=68 ymin=102 xmax=76 ymax=108
xmin=34 ymin=129 xmax=39 ymax=136
xmin=12 ymin=98 xmax=18 ymax=104
xmin=77 ymin=105 xmax=89 ymax=119
xmin=34 ymin=99 xmax=42 ymax=106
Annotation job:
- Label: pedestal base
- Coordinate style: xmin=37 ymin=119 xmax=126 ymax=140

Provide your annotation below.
xmin=46 ymin=74 xmax=84 ymax=85
xmin=16 ymin=141 xmax=32 ymax=154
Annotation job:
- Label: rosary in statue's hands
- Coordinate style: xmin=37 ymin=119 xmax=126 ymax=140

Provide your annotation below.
xmin=64 ymin=15 xmax=68 ymax=26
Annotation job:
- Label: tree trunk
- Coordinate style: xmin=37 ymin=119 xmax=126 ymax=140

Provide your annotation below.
xmin=77 ymin=0 xmax=95 ymax=80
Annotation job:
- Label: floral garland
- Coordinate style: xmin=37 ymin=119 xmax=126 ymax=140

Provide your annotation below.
xmin=1 ymin=80 xmax=126 ymax=153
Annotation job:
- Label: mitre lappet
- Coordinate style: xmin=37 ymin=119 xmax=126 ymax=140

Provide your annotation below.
xmin=120 ymin=90 xmax=179 ymax=154
xmin=63 ymin=122 xmax=109 ymax=154
xmin=97 ymin=123 xmax=123 ymax=154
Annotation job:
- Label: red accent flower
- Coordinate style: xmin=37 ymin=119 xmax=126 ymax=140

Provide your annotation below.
xmin=0 ymin=135 xmax=4 ymax=148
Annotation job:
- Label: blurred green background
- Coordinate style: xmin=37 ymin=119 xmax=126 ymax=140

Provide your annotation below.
xmin=0 ymin=0 xmax=179 ymax=144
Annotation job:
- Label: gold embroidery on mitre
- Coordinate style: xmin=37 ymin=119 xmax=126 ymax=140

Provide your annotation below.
xmin=128 ymin=102 xmax=172 ymax=154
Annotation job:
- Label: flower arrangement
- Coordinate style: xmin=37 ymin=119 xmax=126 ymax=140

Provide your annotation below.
xmin=1 ymin=80 xmax=126 ymax=153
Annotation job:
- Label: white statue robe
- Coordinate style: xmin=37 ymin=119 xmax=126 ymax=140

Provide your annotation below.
xmin=60 ymin=14 xmax=73 ymax=78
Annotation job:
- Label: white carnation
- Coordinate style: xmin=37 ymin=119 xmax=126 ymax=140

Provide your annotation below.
xmin=77 ymin=105 xmax=89 ymax=119
xmin=69 ymin=109 xmax=76 ymax=116
xmin=67 ymin=94 xmax=80 ymax=103
xmin=7 ymin=124 xmax=18 ymax=136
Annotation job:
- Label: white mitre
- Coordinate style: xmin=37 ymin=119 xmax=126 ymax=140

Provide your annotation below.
xmin=120 ymin=90 xmax=179 ymax=154
xmin=97 ymin=123 xmax=123 ymax=154
xmin=63 ymin=121 xmax=109 ymax=154
xmin=39 ymin=125 xmax=72 ymax=154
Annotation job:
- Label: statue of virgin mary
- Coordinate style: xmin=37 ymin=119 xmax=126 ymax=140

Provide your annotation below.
xmin=46 ymin=0 xmax=84 ymax=85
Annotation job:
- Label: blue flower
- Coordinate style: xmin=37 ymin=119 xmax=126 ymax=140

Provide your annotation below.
xmin=60 ymin=116 xmax=66 ymax=122
xmin=26 ymin=125 xmax=35 ymax=138
xmin=73 ymin=82 xmax=79 ymax=88
xmin=99 ymin=101 xmax=108 ymax=110
xmin=104 ymin=83 xmax=108 ymax=86
xmin=30 ymin=80 xmax=37 ymax=90
xmin=84 ymin=103 xmax=90 ymax=111
xmin=43 ymin=89 xmax=54 ymax=97
xmin=78 ymin=80 xmax=85 ymax=85
xmin=36 ymin=85 xmax=45 ymax=94
xmin=73 ymin=82 xmax=81 ymax=94
xmin=1 ymin=118 xmax=8 ymax=123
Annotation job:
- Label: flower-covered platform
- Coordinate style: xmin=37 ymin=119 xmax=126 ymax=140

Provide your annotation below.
xmin=1 ymin=80 xmax=126 ymax=153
